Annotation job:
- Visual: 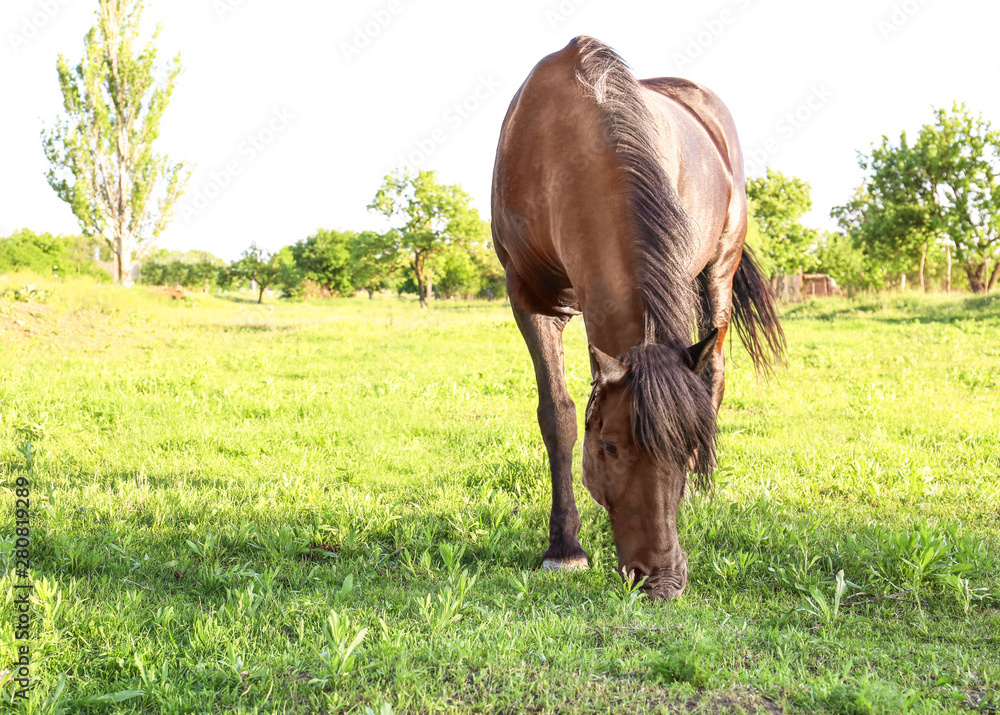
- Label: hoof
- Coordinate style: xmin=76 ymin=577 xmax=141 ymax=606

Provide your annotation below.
xmin=542 ymin=557 xmax=589 ymax=572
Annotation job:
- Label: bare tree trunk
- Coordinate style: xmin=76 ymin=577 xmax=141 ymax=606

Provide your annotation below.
xmin=900 ymin=273 xmax=906 ymax=292
xmin=988 ymin=261 xmax=1000 ymax=292
xmin=367 ymin=289 xmax=374 ymax=300
xmin=919 ymin=241 xmax=927 ymax=291
xmin=965 ymin=262 xmax=986 ymax=294
xmin=415 ymin=257 xmax=427 ymax=309
xmin=945 ymin=245 xmax=952 ymax=293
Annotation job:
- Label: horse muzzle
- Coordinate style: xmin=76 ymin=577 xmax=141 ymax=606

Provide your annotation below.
xmin=621 ymin=558 xmax=688 ymax=600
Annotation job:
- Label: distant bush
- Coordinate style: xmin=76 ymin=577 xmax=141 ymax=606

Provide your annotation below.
xmin=139 ymin=249 xmax=228 ymax=291
xmin=0 ymin=228 xmax=109 ymax=281
xmin=812 ymin=232 xmax=880 ymax=296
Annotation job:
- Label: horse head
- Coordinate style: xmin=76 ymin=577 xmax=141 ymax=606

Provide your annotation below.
xmin=582 ymin=329 xmax=718 ymax=599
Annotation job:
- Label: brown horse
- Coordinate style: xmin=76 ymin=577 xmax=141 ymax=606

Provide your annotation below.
xmin=491 ymin=36 xmax=783 ymax=599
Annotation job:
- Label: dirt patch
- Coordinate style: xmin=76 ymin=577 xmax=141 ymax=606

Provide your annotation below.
xmin=436 ymin=668 xmax=787 ymax=714
xmin=0 ymin=298 xmax=142 ymax=351
xmin=687 ymin=685 xmax=785 ymax=714
xmin=148 ymin=285 xmax=188 ymax=300
xmin=964 ymin=687 xmax=998 ymax=713
xmin=0 ymin=301 xmax=54 ymax=338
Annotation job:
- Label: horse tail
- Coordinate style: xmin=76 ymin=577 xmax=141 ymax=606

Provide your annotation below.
xmin=730 ymin=246 xmax=785 ymax=373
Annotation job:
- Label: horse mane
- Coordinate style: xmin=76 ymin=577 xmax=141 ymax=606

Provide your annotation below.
xmin=573 ymin=36 xmax=695 ymax=345
xmin=621 ymin=344 xmax=716 ymax=481
xmin=573 ymin=36 xmax=716 ymax=479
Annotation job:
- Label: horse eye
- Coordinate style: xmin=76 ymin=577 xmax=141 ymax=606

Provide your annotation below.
xmin=603 ymin=442 xmax=617 ymax=456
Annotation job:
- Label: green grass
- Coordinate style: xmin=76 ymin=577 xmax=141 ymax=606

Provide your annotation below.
xmin=1 ymin=274 xmax=998 ymax=713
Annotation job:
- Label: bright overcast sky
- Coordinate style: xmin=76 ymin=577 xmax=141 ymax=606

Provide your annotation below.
xmin=2 ymin=0 xmax=998 ymax=260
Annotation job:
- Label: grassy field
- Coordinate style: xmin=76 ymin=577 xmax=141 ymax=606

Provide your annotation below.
xmin=1 ymin=274 xmax=998 ymax=714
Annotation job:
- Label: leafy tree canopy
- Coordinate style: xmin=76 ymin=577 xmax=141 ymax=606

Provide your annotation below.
xmin=834 ymin=103 xmax=1000 ymax=292
xmin=291 ymin=229 xmax=355 ymax=296
xmin=369 ymin=169 xmax=489 ymax=308
xmin=746 ymin=169 xmax=818 ymax=276
xmin=42 ymin=0 xmax=189 ymax=284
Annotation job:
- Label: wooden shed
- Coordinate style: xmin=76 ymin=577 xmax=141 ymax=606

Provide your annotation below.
xmin=801 ymin=273 xmax=842 ymax=298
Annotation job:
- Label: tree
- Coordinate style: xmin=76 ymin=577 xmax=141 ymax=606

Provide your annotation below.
xmin=369 ymin=169 xmax=489 ymax=308
xmin=834 ymin=130 xmax=942 ymax=290
xmin=435 ymin=244 xmax=480 ymax=298
xmin=435 ymin=239 xmax=506 ymax=299
xmin=746 ymin=169 xmax=818 ymax=279
xmin=291 ymin=229 xmax=354 ymax=296
xmin=230 ymin=243 xmax=295 ymax=304
xmin=835 ymin=104 xmax=1000 ymax=293
xmin=919 ymin=105 xmax=1000 ymax=293
xmin=216 ymin=263 xmax=236 ymax=292
xmin=811 ymin=231 xmax=878 ymax=295
xmin=64 ymin=233 xmax=109 ymax=276
xmin=349 ymin=230 xmax=403 ymax=299
xmin=743 ymin=207 xmax=776 ymax=280
xmin=42 ymin=0 xmax=189 ymax=285
xmin=273 ymin=247 xmax=305 ymax=299
xmin=471 ymin=238 xmax=506 ymax=299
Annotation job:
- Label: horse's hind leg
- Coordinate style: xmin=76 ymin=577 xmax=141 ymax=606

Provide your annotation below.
xmin=697 ymin=266 xmax=734 ymax=415
xmin=508 ymin=280 xmax=588 ymax=571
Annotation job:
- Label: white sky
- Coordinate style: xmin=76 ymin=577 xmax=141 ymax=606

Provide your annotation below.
xmin=2 ymin=0 xmax=998 ymax=260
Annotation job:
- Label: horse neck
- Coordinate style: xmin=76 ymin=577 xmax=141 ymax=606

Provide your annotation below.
xmin=559 ymin=149 xmax=649 ymax=359
xmin=578 ymin=267 xmax=647 ymax=360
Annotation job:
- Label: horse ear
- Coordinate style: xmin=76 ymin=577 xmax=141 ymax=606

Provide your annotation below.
xmin=685 ymin=328 xmax=719 ymax=377
xmin=589 ymin=344 xmax=628 ymax=384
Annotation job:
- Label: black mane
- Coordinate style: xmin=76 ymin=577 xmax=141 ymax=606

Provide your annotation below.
xmin=574 ymin=36 xmax=716 ymax=479
xmin=573 ymin=36 xmax=695 ymax=345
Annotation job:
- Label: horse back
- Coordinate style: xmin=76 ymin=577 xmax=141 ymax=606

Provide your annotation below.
xmin=640 ymin=78 xmax=744 ymax=185
xmin=638 ymin=78 xmax=747 ymax=272
xmin=492 ymin=38 xmax=746 ymax=328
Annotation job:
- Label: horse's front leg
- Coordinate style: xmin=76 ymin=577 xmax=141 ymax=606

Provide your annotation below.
xmin=509 ymin=282 xmax=588 ymax=571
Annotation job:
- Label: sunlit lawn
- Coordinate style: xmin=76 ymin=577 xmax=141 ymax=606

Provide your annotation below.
xmin=1 ymin=274 xmax=998 ymax=713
